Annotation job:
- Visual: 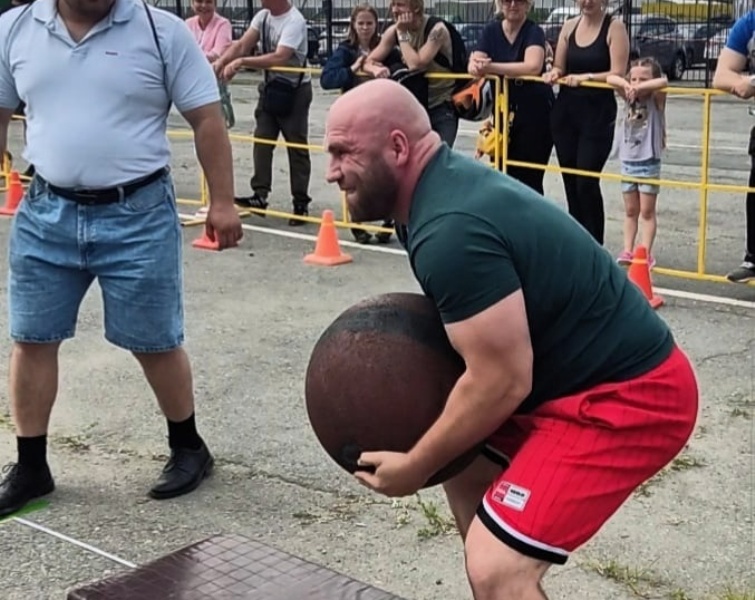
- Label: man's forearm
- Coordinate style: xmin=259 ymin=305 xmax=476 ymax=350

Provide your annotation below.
xmin=713 ymin=68 xmax=747 ymax=91
xmin=398 ymin=42 xmax=423 ymax=70
xmin=407 ymin=372 xmax=526 ymax=480
xmin=194 ymin=110 xmax=235 ymax=207
xmin=217 ymin=40 xmax=247 ymax=65
xmin=239 ymin=53 xmax=289 ymax=71
xmin=0 ymin=109 xmax=12 ymax=158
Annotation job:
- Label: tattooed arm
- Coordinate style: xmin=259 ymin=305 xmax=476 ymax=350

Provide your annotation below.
xmin=398 ymin=21 xmax=448 ymax=71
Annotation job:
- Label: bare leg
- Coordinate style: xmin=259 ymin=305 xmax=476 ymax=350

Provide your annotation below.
xmin=622 ymin=190 xmax=640 ymax=254
xmin=133 ymin=347 xmax=194 ymax=422
xmin=10 ymin=342 xmax=61 ymax=437
xmin=133 ymin=347 xmax=212 ymax=500
xmin=465 ymin=516 xmax=551 ymax=600
xmin=639 ymin=192 xmax=659 ymax=256
xmin=442 ymin=455 xmax=503 ymax=540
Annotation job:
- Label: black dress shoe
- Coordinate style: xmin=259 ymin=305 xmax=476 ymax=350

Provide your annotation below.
xmin=149 ymin=444 xmax=214 ymax=500
xmin=0 ymin=463 xmax=55 ymax=518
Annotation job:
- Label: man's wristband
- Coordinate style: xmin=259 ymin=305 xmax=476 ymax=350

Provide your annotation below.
xmin=398 ymin=32 xmax=411 ymax=43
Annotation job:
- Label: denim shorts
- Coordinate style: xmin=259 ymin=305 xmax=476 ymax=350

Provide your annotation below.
xmin=621 ymin=158 xmax=661 ymax=195
xmin=8 ymin=172 xmax=184 ymax=352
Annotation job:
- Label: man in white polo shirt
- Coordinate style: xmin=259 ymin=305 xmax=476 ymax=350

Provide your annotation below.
xmin=0 ymin=0 xmax=243 ymax=517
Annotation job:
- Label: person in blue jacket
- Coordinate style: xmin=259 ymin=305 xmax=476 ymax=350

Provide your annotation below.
xmin=321 ymin=3 xmax=398 ymax=244
xmin=712 ymin=9 xmax=755 ymax=284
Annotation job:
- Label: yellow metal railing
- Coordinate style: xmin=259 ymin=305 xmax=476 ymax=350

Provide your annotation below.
xmin=2 ymin=67 xmax=754 ymax=286
xmin=497 ymin=76 xmax=751 ymax=284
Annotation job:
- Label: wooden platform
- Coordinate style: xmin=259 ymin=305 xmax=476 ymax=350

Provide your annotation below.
xmin=67 ymin=533 xmax=408 ymax=599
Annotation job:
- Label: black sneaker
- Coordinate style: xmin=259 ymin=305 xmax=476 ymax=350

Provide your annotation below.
xmin=0 ymin=463 xmax=55 ymax=518
xmin=726 ymin=261 xmax=755 ymax=284
xmin=289 ymin=202 xmax=309 ymax=227
xmin=234 ymin=194 xmax=268 ymax=216
xmin=352 ymin=228 xmax=372 ymax=244
xmin=375 ymin=219 xmax=394 ymax=244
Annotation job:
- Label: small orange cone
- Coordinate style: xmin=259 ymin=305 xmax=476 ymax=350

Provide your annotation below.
xmin=192 ymin=228 xmax=220 ymax=251
xmin=628 ymin=245 xmax=663 ymax=309
xmin=304 ymin=209 xmax=352 ymax=266
xmin=0 ymin=170 xmax=23 ymax=216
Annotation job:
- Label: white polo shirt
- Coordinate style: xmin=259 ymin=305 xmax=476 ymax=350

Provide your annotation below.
xmin=0 ymin=0 xmax=219 ymax=188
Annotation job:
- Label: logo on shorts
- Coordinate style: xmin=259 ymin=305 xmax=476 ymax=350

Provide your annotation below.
xmin=491 ymin=480 xmax=531 ymax=512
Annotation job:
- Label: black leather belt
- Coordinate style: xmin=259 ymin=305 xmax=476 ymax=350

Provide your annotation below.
xmin=41 ymin=168 xmax=168 ymax=205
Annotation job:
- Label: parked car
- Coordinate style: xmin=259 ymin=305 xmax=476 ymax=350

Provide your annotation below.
xmin=629 ymin=14 xmax=690 ymax=80
xmin=704 ymin=26 xmax=729 ymax=70
xmin=678 ymin=19 xmax=733 ymax=67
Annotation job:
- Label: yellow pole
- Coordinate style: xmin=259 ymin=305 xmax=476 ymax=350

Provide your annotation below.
xmin=341 ymin=191 xmax=349 ymax=225
xmin=696 ymin=91 xmax=712 ymax=275
xmin=500 ymin=77 xmax=509 ymax=173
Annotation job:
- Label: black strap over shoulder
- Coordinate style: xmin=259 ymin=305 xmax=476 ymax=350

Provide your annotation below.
xmin=261 ymin=13 xmax=305 ymax=88
xmin=424 ymin=16 xmax=452 ymax=71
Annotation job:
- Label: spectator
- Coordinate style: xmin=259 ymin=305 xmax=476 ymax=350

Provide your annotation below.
xmin=2 ymin=0 xmax=34 ymax=178
xmin=186 ymin=0 xmax=234 ymax=220
xmin=0 ymin=0 xmax=242 ymax=517
xmin=363 ymin=0 xmax=459 ymax=148
xmin=321 ymin=3 xmax=396 ymax=244
xmin=608 ymin=57 xmax=667 ymax=269
xmin=185 ymin=0 xmax=232 ymax=62
xmin=543 ymin=0 xmax=629 ymax=245
xmin=215 ymin=0 xmax=313 ymax=226
xmin=712 ymin=10 xmax=755 ymax=283
xmin=468 ymin=0 xmax=554 ymax=194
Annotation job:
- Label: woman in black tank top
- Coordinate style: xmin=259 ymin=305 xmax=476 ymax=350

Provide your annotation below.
xmin=542 ymin=0 xmax=629 ymax=245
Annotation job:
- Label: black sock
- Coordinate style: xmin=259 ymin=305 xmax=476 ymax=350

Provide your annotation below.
xmin=17 ymin=435 xmax=48 ymax=469
xmin=167 ymin=413 xmax=202 ymax=451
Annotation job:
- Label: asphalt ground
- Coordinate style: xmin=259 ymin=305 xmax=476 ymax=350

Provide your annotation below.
xmin=0 ymin=75 xmax=753 ymax=599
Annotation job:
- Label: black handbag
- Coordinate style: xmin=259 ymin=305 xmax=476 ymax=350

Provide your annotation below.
xmin=260 ymin=15 xmax=304 ymax=118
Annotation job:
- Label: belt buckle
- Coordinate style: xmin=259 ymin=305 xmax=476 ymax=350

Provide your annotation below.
xmin=76 ymin=191 xmax=104 ymax=206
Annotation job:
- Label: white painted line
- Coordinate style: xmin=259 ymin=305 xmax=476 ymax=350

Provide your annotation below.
xmin=653 ymin=287 xmax=755 ymax=310
xmin=183 ymin=217 xmax=755 ymax=311
xmin=13 ymin=517 xmax=137 ymax=568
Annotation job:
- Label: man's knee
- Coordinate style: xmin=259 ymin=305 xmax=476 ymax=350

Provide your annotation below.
xmin=12 ymin=341 xmax=61 ymax=360
xmin=464 ymin=518 xmax=549 ymax=599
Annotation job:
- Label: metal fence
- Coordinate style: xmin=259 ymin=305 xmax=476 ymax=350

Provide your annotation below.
xmin=152 ymin=0 xmax=743 ymax=86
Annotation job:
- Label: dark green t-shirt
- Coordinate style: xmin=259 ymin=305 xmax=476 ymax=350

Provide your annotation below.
xmin=405 ymin=145 xmax=674 ymax=414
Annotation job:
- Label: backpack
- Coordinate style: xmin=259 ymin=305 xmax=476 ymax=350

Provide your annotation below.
xmin=389 ymin=16 xmax=471 ymax=113
xmin=424 ymin=16 xmax=469 ymax=95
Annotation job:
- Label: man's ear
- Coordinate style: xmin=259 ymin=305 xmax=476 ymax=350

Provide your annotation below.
xmin=388 ymin=130 xmax=410 ymax=167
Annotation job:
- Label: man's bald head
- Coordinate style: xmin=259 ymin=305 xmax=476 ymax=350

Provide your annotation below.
xmin=324 ymin=78 xmax=442 ymax=226
xmin=326 ymin=79 xmax=433 ymax=148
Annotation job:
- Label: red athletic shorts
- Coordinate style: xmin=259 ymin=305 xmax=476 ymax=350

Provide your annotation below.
xmin=478 ymin=345 xmax=699 ymax=565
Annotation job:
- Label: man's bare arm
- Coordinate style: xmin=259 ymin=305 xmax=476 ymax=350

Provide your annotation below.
xmin=181 ymin=102 xmax=234 ymax=207
xmin=216 ymin=26 xmax=261 ymax=69
xmin=406 ymin=291 xmax=533 ymax=477
xmin=0 ymin=107 xmax=13 ymax=159
xmin=237 ymin=45 xmax=295 ymax=70
xmin=713 ymin=48 xmax=749 ymax=91
xmin=364 ymin=26 xmax=397 ymax=75
xmin=399 ymin=22 xmax=447 ymax=70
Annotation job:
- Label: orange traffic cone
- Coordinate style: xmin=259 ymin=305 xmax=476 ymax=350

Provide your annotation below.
xmin=192 ymin=228 xmax=220 ymax=251
xmin=304 ymin=210 xmax=352 ymax=266
xmin=0 ymin=170 xmax=23 ymax=216
xmin=627 ymin=245 xmax=663 ymax=309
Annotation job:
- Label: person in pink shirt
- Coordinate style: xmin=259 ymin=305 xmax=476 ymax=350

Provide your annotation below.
xmin=185 ymin=0 xmax=232 ymax=62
